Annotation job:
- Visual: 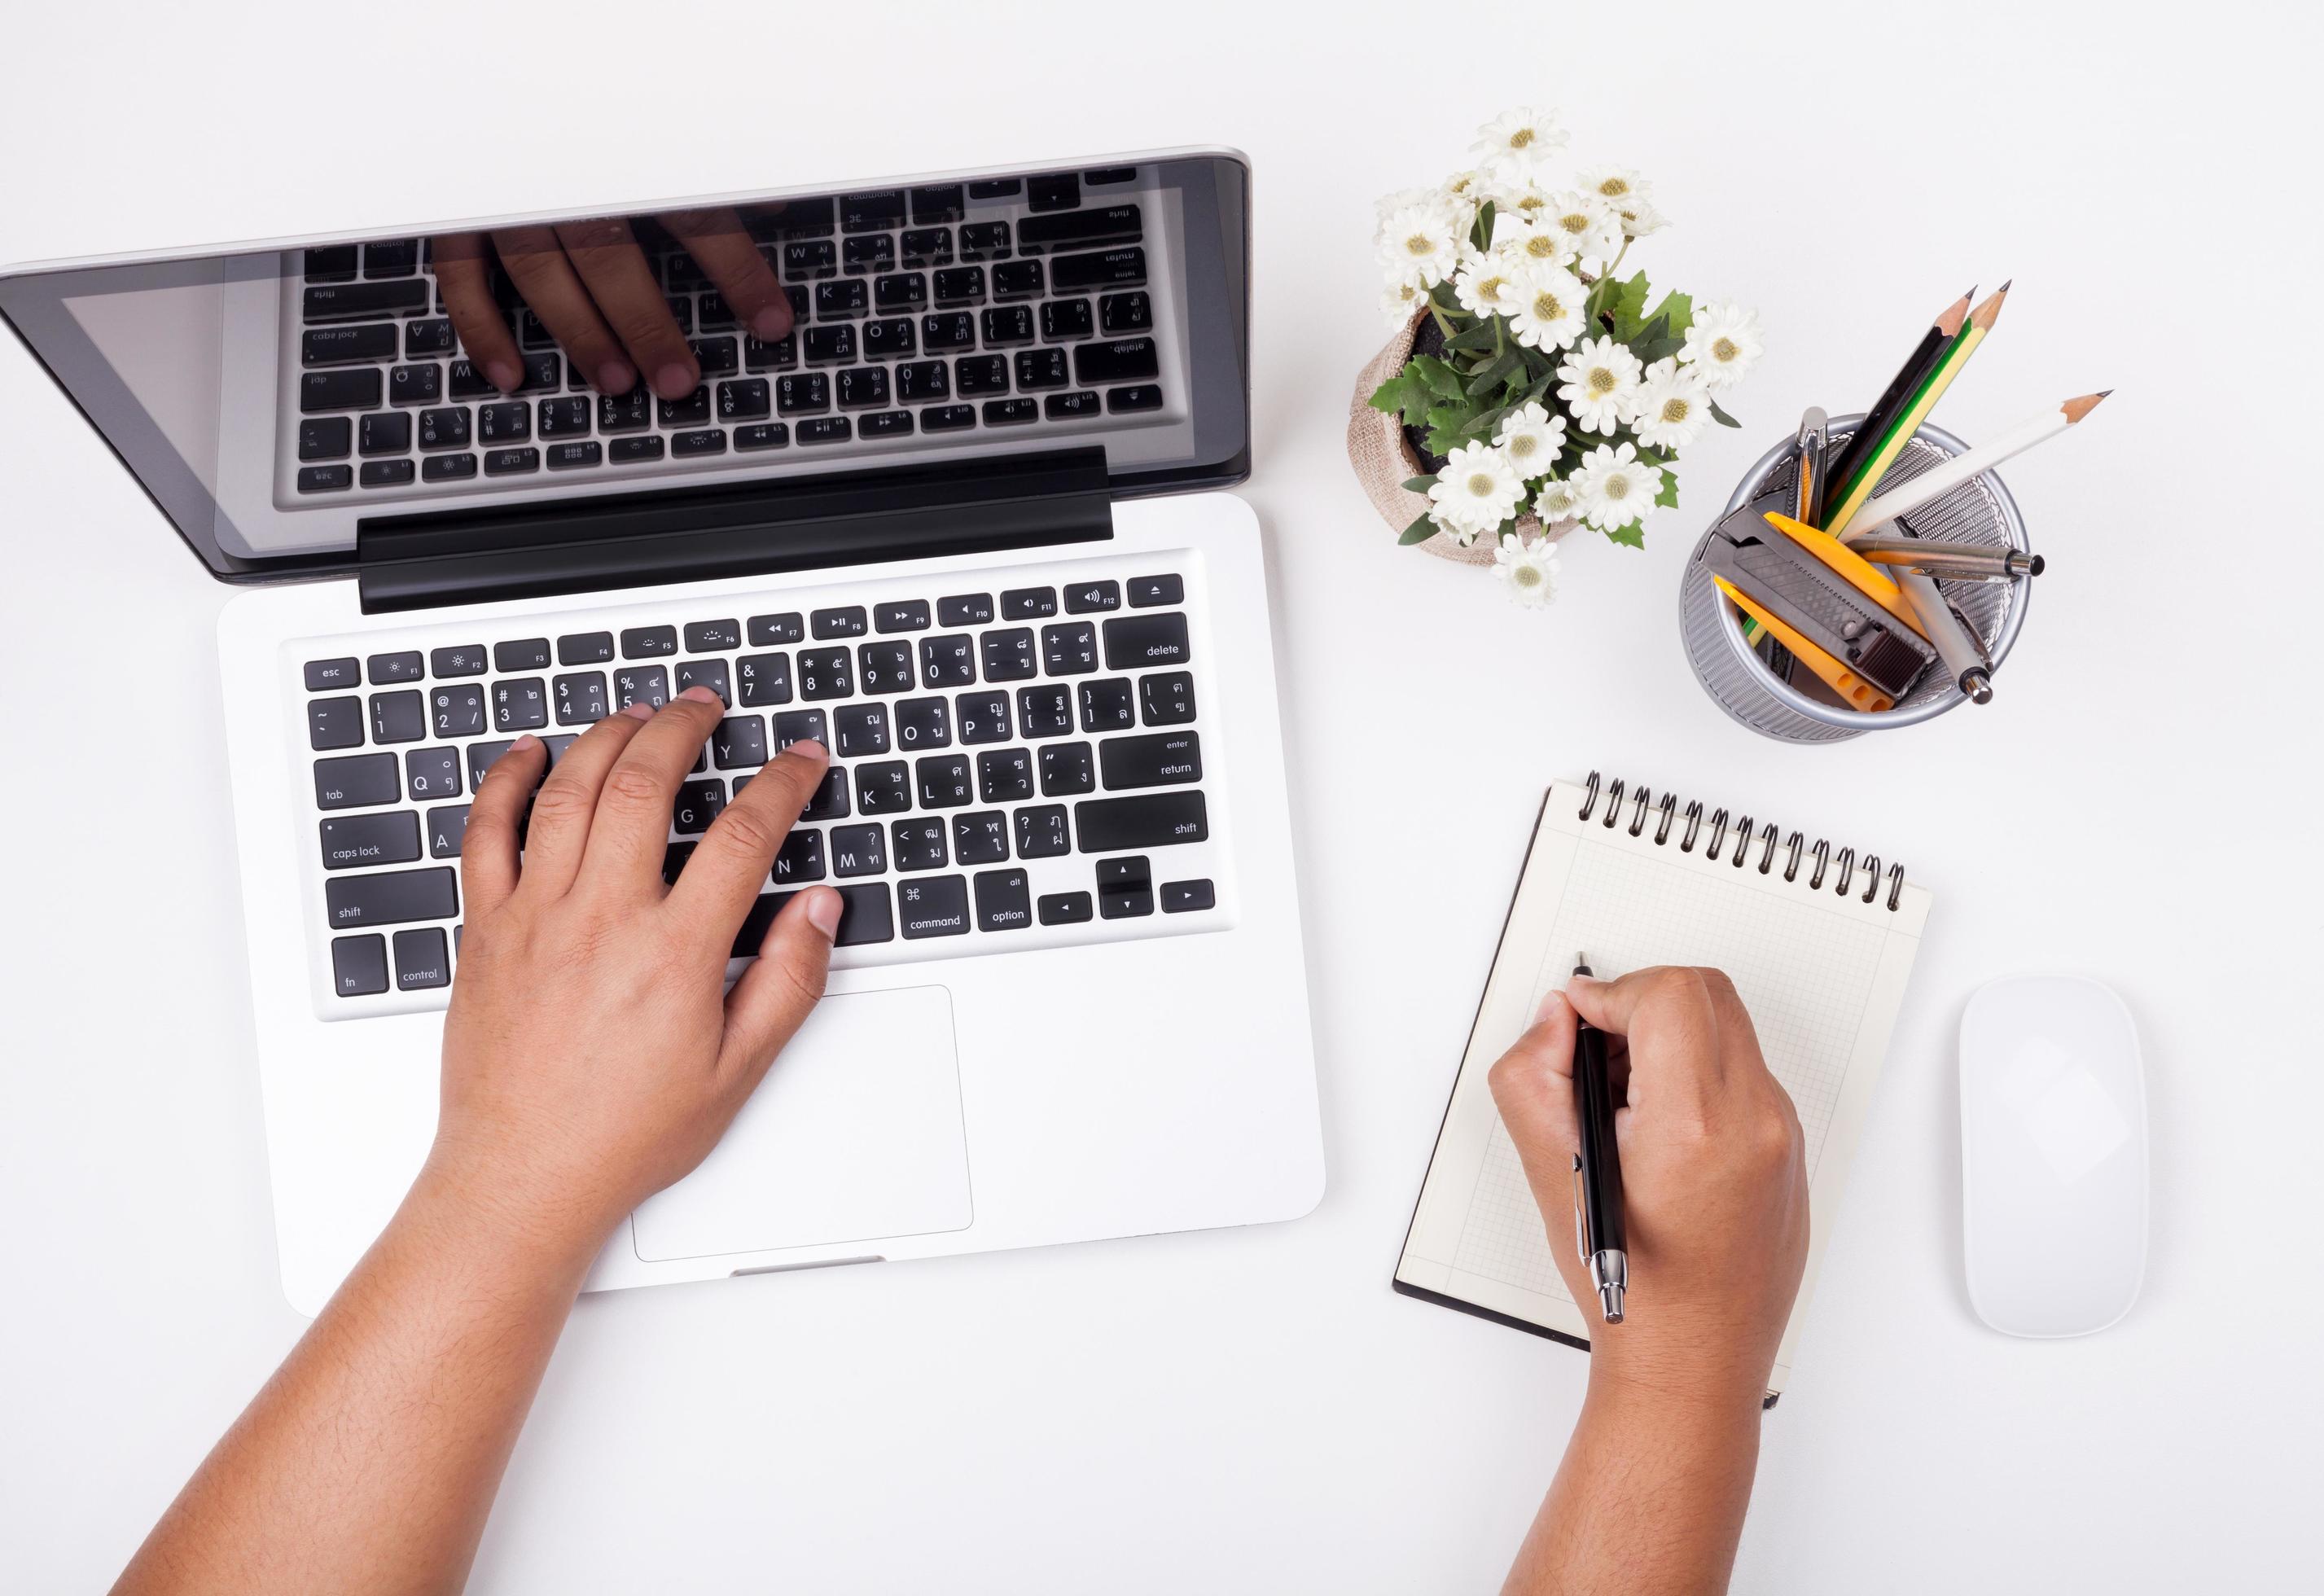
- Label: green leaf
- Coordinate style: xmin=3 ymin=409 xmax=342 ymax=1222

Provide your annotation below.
xmin=1471 ymin=200 xmax=1496 ymax=252
xmin=1708 ymin=397 xmax=1743 ymax=428
xmin=1401 ymin=473 xmax=1438 ymax=493
xmin=1601 ymin=520 xmax=1647 ymax=549
xmin=1643 ymin=288 xmax=1694 ymax=339
xmin=1413 ymin=355 xmax=1467 ymax=403
xmin=1465 ymin=350 xmax=1519 ymax=397
xmin=1655 ymin=471 xmax=1682 ymax=509
xmin=1606 ymin=270 xmax=1651 ymax=340
xmin=1445 ymin=318 xmax=1502 ymax=353
xmin=1398 ymin=512 xmax=1440 ymax=546
xmin=1368 ymin=368 xmax=1427 ymax=422
xmin=1428 ymin=282 xmax=1464 ymax=315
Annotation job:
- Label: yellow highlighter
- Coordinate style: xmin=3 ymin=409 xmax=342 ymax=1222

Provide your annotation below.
xmin=1712 ymin=575 xmax=1897 ymax=712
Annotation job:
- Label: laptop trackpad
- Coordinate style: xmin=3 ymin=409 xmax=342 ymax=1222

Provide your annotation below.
xmin=629 ymin=985 xmax=972 ymax=1263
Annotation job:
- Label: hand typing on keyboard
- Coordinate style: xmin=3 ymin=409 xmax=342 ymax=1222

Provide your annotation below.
xmin=428 ymin=685 xmax=840 ymax=1235
xmin=433 ymin=208 xmax=792 ymax=401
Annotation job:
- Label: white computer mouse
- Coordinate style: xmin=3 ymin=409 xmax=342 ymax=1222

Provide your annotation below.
xmin=1958 ymin=975 xmax=2147 ymax=1337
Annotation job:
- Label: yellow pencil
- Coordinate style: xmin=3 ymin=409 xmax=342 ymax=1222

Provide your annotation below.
xmin=1824 ymin=283 xmax=2010 ymax=537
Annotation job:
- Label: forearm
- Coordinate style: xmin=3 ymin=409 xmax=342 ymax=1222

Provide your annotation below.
xmin=1504 ymin=1370 xmax=1765 ymax=1596
xmin=113 ymin=1164 xmax=604 ymax=1596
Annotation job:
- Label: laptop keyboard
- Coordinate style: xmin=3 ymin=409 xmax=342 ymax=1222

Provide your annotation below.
xmin=287 ymin=174 xmax=1169 ymax=501
xmin=298 ymin=550 xmax=1223 ymax=1013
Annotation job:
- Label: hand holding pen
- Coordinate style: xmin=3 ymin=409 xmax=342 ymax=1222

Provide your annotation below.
xmin=1488 ymin=966 xmax=1812 ymax=1401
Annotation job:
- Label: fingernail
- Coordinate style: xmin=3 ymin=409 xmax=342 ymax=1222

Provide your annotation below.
xmin=805 ymin=888 xmax=843 ymax=940
xmin=597 ymin=358 xmax=637 ymax=393
xmin=678 ymin=684 xmax=723 ymax=705
xmin=510 ymin=733 xmax=540 ymax=751
xmin=486 ymin=360 xmax=521 ymax=392
xmin=787 ymin=737 xmax=830 ymax=764
xmin=654 ymin=362 xmax=696 ymax=399
xmin=623 ymin=700 xmax=657 ymax=720
xmin=750 ymin=305 xmax=790 ymax=340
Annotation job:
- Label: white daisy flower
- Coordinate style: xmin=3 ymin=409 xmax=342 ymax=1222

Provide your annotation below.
xmin=1380 ymin=277 xmax=1428 ymax=325
xmin=1568 ymin=441 xmax=1664 ymax=530
xmin=1681 ymin=300 xmax=1765 ymax=389
xmin=1372 ymin=186 xmax=1436 ymax=238
xmin=1507 ymin=263 xmax=1590 ymax=353
xmin=1428 ymin=441 xmax=1525 ymax=540
xmin=1493 ymin=533 xmax=1563 ymax=608
xmin=1492 ymin=212 xmax=1578 ymax=271
xmin=1378 ymin=204 xmax=1465 ymax=288
xmin=1541 ymin=190 xmax=1626 ymax=274
xmin=1437 ymin=169 xmax=1493 ymax=215
xmin=1629 ymin=357 xmax=1713 ymax=449
xmin=1554 ymin=335 xmax=1645 ymax=434
xmin=1489 ymin=182 xmax=1555 ymax=229
xmin=1493 ymin=401 xmax=1568 ymax=478
xmin=1576 ymin=165 xmax=1653 ymax=214
xmin=1531 ymin=476 xmax=1584 ymax=524
xmin=1616 ymin=198 xmax=1668 ymax=239
xmin=1471 ymin=107 xmax=1568 ymax=179
xmin=1452 ymin=250 xmax=1528 ymax=320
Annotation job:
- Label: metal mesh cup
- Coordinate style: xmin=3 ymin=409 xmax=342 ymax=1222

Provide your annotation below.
xmin=1677 ymin=417 xmax=2032 ymax=743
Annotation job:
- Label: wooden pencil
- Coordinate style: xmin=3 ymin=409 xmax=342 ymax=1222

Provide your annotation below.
xmin=1821 ymin=287 xmax=1974 ymax=502
xmin=1841 ymin=389 xmax=2108 ymax=540
xmin=1824 ymin=283 xmax=2010 ymax=537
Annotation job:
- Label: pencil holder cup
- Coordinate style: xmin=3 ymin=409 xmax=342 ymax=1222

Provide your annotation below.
xmin=1677 ymin=417 xmax=2032 ymax=743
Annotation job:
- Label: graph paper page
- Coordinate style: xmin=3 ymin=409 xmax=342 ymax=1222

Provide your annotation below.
xmin=1396 ymin=780 xmax=1932 ymax=1393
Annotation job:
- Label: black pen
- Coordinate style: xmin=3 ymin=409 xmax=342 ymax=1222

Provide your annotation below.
xmin=1568 ymin=954 xmax=1628 ymax=1322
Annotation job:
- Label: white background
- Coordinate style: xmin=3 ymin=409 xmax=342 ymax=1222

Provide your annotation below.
xmin=2 ymin=2 xmax=2317 ymax=1590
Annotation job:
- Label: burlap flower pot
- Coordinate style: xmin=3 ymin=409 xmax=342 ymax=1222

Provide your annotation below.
xmin=1347 ymin=309 xmax=1576 ymax=563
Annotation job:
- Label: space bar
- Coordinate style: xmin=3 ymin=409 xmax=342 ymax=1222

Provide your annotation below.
xmin=1073 ymin=791 xmax=1208 ymax=852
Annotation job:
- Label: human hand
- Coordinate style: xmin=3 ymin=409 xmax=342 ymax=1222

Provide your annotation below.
xmin=432 ymin=208 xmax=792 ymax=401
xmin=423 ymin=686 xmax=841 ymax=1255
xmin=1489 ymin=967 xmax=1809 ymax=1406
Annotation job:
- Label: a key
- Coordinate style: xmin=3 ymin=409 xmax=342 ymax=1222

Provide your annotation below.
xmin=363 ymin=239 xmax=420 ymax=278
xmin=1102 ymin=612 xmax=1191 ymax=670
xmin=1101 ymin=291 xmax=1153 ymax=334
xmin=673 ymin=659 xmax=730 ymax=705
xmin=299 ymin=418 xmax=353 ymax=461
xmin=323 ymin=866 xmax=459 ymax=931
xmin=748 ymin=612 xmax=805 ymax=646
xmin=800 ymin=766 xmax=851 ymax=822
xmin=516 ymin=353 xmax=562 ymax=392
xmin=980 ymin=629 xmax=1037 ymax=682
xmin=1040 ymin=741 xmax=1096 ymax=796
xmin=388 ymin=364 xmax=442 ymax=406
xmin=916 ymin=753 xmax=972 ymax=809
xmin=406 ymin=746 xmax=463 ymax=800
xmin=798 ymin=647 xmax=853 ymax=700
xmin=297 ymin=464 xmax=353 ymax=493
xmin=716 ymin=379 xmax=771 ymax=422
xmin=895 ymin=360 xmax=949 ymax=404
xmin=735 ymin=423 xmax=789 ymax=451
xmin=1015 ymin=805 xmax=1071 ymax=859
xmin=405 ymin=317 xmax=455 ymax=357
xmin=302 ymin=245 xmax=358 ymax=282
xmin=303 ymin=279 xmax=428 ymax=322
xmin=1016 ymin=685 xmax=1073 ymax=740
xmin=1139 ymin=671 xmax=1196 ymax=726
xmin=1042 ymin=621 xmax=1098 ymax=675
xmin=922 ymin=310 xmax=976 ymax=349
xmin=892 ymin=818 xmax=949 ymax=872
xmin=658 ymin=386 xmax=713 ymax=426
xmin=427 ymin=805 xmax=470 ymax=859
xmin=319 ymin=810 xmax=421 ymax=871
xmin=332 ymin=935 xmax=389 ymax=998
xmin=855 ymin=641 xmax=913 ymax=695
xmin=957 ymin=221 xmax=1011 ymax=260
xmin=673 ymin=778 xmax=726 ymax=835
xmin=307 ymin=696 xmax=363 ymax=750
xmin=554 ymin=671 xmax=609 ymax=726
xmin=689 ymin=336 xmax=739 ymax=376
xmin=367 ymin=651 xmax=423 ymax=684
xmin=919 ymin=634 xmax=976 ymax=688
xmin=814 ymin=278 xmax=867 ymax=319
xmin=492 ymin=678 xmax=548 ymax=732
xmin=558 ymin=632 xmax=615 ymax=665
xmin=873 ymin=272 xmax=927 ymax=313
xmin=300 ymin=368 xmax=382 ymax=414
xmin=923 ymin=404 xmax=976 ymax=432
xmin=1100 ymin=730 xmax=1202 ymax=789
xmin=1077 ymin=677 xmax=1136 ymax=734
xmin=837 ymin=366 xmax=890 ymax=409
xmin=894 ymin=695 xmax=951 ymax=749
xmin=1050 ymin=246 xmax=1147 ymax=293
xmin=305 ymin=657 xmax=361 ymax=691
xmin=449 ymin=361 xmax=494 ymax=400
xmin=971 ymin=867 xmax=1033 ymax=932
xmin=314 ymin=752 xmax=400 ymax=809
xmin=599 ymin=389 xmax=652 ymax=433
xmin=1073 ymin=337 xmax=1160 ymax=386
xmin=302 ymin=323 xmax=398 ymax=366
xmin=393 ymin=927 xmax=452 ymax=991
xmin=493 ymin=638 xmax=550 ymax=671
xmin=1027 ymin=173 xmax=1081 ymax=212
xmin=417 ymin=406 xmax=472 ymax=450
xmin=798 ymin=417 xmax=853 ymax=444
xmin=428 ymin=683 xmax=484 ymax=738
xmin=982 ymin=397 xmax=1037 ymax=426
xmin=1107 ymin=384 xmax=1164 ymax=414
xmin=954 ymin=691 xmax=1011 ymax=745
xmin=933 ymin=266 xmax=984 ymax=306
xmin=734 ymin=882 xmax=894 ymax=950
xmin=539 ymin=441 xmax=599 ymax=470
xmin=901 ymin=226 xmax=954 ymax=265
xmin=713 ymin=714 xmax=768 ymax=770
xmin=954 ymin=355 xmax=1009 ymax=397
xmin=743 ymin=335 xmax=797 ymax=373
xmin=856 ymin=761 xmax=912 ymax=815
xmin=1075 ymin=791 xmax=1208 ymax=852
xmin=463 ymin=739 xmax=516 ymax=793
xmin=897 ymin=875 xmax=971 ymax=938
xmin=422 ymin=454 xmax=478 ymax=482
xmin=485 ymin=446 xmax=541 ymax=476
xmin=772 ymin=709 xmax=827 ymax=752
xmin=1019 ymin=204 xmax=1143 ymax=253
xmin=834 ymin=702 xmax=889 ymax=757
xmin=831 ymin=823 xmax=888 ymax=878
xmin=613 ymin=665 xmax=669 ymax=710
xmin=621 ymin=625 xmax=677 ymax=659
xmin=981 ymin=305 xmax=1034 ymax=344
xmin=1128 ymin=573 xmax=1184 ymax=607
xmin=1040 ymin=298 xmax=1094 ymax=340
xmin=991 ymin=261 xmax=1045 ymax=302
xmin=359 ymin=459 xmax=416 ymax=488
xmin=938 ymin=594 xmax=994 ymax=626
xmin=875 ymin=599 xmax=932 ymax=634
xmin=1014 ymin=349 xmax=1068 ymax=390
xmin=954 ymin=812 xmax=1010 ymax=866
xmin=909 ymin=184 xmax=965 ymax=224
xmin=783 ymin=239 xmax=837 ymax=277
xmin=811 ymin=606 xmax=868 ymax=640
xmin=536 ymin=396 xmax=590 ymax=436
xmin=684 ymin=618 xmax=742 ymax=651
xmin=1002 ymin=587 xmax=1058 ymax=620
xmin=1037 ymin=892 xmax=1094 ymax=926
xmin=432 ymin=643 xmax=488 ymax=677
xmin=842 ymin=188 xmax=906 ymax=232
xmin=370 ymin=689 xmax=425 ymax=744
xmin=1063 ymin=580 xmax=1121 ymax=615
xmin=1161 ymin=879 xmax=1216 ymax=913
xmin=976 ymin=747 xmax=1034 ymax=805
xmin=738 ymin=652 xmax=792 ymax=707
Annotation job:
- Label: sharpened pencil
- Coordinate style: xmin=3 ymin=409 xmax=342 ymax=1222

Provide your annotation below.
xmin=1825 ymin=283 xmax=2011 ymax=537
xmin=1841 ymin=389 xmax=2108 ymax=541
xmin=1822 ymin=288 xmax=1973 ymax=502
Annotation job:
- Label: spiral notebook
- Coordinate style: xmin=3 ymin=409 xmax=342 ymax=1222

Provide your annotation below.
xmin=1393 ymin=774 xmax=1934 ymax=1398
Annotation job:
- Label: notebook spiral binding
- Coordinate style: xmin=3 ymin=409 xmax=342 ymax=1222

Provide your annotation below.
xmin=1576 ymin=770 xmax=1906 ymax=912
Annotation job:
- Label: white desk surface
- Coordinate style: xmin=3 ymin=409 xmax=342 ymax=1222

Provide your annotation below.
xmin=2 ymin=3 xmax=2316 ymax=1590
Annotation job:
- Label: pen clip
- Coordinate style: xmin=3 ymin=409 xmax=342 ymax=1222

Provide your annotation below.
xmin=1570 ymin=1155 xmax=1590 ymax=1265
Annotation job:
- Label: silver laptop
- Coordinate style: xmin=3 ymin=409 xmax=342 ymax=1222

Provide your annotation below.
xmin=0 ymin=148 xmax=1323 ymax=1313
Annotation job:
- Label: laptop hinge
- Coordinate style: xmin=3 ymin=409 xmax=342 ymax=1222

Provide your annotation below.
xmin=354 ymin=446 xmax=1112 ymax=613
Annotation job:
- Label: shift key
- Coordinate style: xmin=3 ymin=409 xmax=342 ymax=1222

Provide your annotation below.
xmin=324 ymin=866 xmax=458 ymax=931
xmin=1074 ymin=791 xmax=1208 ymax=852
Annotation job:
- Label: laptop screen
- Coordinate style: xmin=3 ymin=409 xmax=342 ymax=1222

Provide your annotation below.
xmin=0 ymin=152 xmax=1249 ymax=582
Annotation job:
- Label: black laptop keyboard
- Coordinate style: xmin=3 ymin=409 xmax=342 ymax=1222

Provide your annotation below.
xmin=291 ymin=177 xmax=1166 ymax=497
xmin=300 ymin=554 xmax=1221 ymax=1008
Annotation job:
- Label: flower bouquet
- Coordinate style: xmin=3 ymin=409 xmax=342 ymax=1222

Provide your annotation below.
xmin=1352 ymin=107 xmax=1764 ymax=607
